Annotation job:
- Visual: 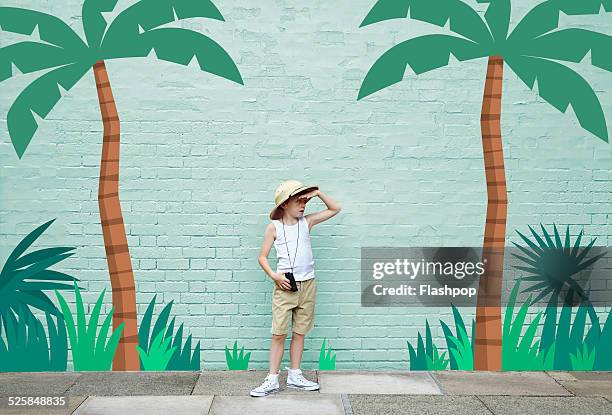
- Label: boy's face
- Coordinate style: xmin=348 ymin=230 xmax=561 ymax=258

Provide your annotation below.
xmin=281 ymin=194 xmax=308 ymax=218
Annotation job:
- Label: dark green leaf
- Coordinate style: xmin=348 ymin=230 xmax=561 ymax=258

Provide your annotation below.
xmin=539 ymin=223 xmax=555 ymax=249
xmin=1 ymin=219 xmax=55 ymax=275
xmin=476 ymin=0 xmax=511 ymax=43
xmin=571 ymin=229 xmax=584 ymax=258
xmin=0 ymin=7 xmax=86 ymax=50
xmin=507 ymin=1 xmax=560 ymax=44
xmin=102 ymin=28 xmax=242 ymax=85
xmin=520 ymin=28 xmax=612 ymax=72
xmin=82 ymin=0 xmax=120 ymax=49
xmin=359 ymin=0 xmax=492 ymax=45
xmin=11 ymin=247 xmax=76 ymax=271
xmin=358 ymin=34 xmax=486 ymax=99
xmin=553 ymin=224 xmax=563 ymax=250
xmin=7 ymin=62 xmax=90 ymax=158
xmin=511 ymin=240 xmax=541 ymax=262
xmin=0 ymin=42 xmax=80 ymax=83
xmin=505 ymin=55 xmax=608 ymax=141
xmin=102 ymin=0 xmax=224 ymax=49
xmin=515 ymin=230 xmax=544 ymax=256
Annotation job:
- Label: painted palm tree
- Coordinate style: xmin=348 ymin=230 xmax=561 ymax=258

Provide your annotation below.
xmin=358 ymin=0 xmax=610 ymax=370
xmin=1 ymin=0 xmax=243 ymax=370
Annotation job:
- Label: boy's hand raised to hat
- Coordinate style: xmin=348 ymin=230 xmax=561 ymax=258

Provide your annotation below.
xmin=272 ymin=272 xmax=292 ymax=290
xmin=298 ymin=189 xmax=319 ymax=202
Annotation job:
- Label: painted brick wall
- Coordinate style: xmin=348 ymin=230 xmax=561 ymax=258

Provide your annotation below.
xmin=1 ymin=0 xmax=611 ymax=370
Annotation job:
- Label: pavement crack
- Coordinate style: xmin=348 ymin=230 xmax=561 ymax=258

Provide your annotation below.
xmin=474 ymin=395 xmax=495 ymax=414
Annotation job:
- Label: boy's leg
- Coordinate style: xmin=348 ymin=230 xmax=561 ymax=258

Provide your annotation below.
xmin=289 ymin=332 xmax=305 ymax=369
xmin=269 ymin=333 xmax=286 ymax=374
xmin=269 ymin=283 xmax=295 ymax=373
xmin=285 ymin=279 xmax=319 ymax=391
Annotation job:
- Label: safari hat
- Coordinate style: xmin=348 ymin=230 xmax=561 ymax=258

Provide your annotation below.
xmin=270 ymin=180 xmax=319 ymax=220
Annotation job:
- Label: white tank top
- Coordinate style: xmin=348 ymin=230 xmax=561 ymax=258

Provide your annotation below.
xmin=272 ymin=216 xmax=315 ymax=281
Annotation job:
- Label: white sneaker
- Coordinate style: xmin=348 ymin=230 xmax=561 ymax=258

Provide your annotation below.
xmin=286 ymin=367 xmax=320 ymax=391
xmin=250 ymin=373 xmax=280 ymax=397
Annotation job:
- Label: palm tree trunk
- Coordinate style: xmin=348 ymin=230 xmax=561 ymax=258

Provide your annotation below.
xmin=474 ymin=55 xmax=506 ymax=371
xmin=93 ymin=60 xmax=140 ymax=371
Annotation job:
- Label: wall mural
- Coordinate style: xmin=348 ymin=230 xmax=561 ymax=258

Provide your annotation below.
xmin=357 ymin=0 xmax=611 ymax=370
xmin=1 ymin=0 xmax=242 ymax=371
xmin=1 ymin=0 xmax=611 ymax=373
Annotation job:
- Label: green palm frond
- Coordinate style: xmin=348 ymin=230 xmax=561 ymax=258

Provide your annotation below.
xmin=511 ymin=224 xmax=606 ymax=310
xmin=508 ymin=0 xmax=610 ymax=44
xmin=101 ymin=27 xmax=242 ymax=85
xmin=0 ymin=219 xmax=79 ymax=328
xmin=101 ymin=0 xmax=224 ymax=50
xmin=359 ymin=0 xmax=493 ymax=45
xmin=557 ymin=0 xmax=611 ymax=15
xmin=476 ymin=0 xmax=511 ymax=44
xmin=7 ymin=62 xmax=91 ymax=158
xmin=358 ymin=34 xmax=486 ymax=99
xmin=518 ymin=29 xmax=612 ymax=72
xmin=0 ymin=7 xmax=87 ymax=50
xmin=0 ymin=42 xmax=80 ymax=83
xmin=81 ymin=0 xmax=120 ymax=50
xmin=505 ymin=55 xmax=608 ymax=141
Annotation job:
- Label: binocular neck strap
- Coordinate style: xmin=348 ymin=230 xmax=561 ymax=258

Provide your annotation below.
xmin=281 ymin=217 xmax=299 ymax=273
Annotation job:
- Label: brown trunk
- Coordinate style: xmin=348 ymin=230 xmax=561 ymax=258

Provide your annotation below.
xmin=93 ymin=60 xmax=140 ymax=371
xmin=474 ymin=55 xmax=506 ymax=371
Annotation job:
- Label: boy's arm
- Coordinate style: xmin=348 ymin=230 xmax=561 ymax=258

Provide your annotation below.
xmin=258 ymin=223 xmax=292 ymax=290
xmin=302 ymin=189 xmax=342 ymax=230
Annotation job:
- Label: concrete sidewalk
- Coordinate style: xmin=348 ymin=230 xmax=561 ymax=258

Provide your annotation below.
xmin=0 ymin=370 xmax=611 ymax=414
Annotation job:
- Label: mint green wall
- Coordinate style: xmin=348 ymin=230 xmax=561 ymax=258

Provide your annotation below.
xmin=1 ymin=0 xmax=611 ymax=370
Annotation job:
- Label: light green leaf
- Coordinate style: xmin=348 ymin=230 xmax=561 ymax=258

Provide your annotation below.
xmin=360 ymin=0 xmax=492 ymax=45
xmin=82 ymin=0 xmax=120 ymax=49
xmin=358 ymin=34 xmax=486 ymax=99
xmin=101 ymin=27 xmax=242 ymax=85
xmin=7 ymin=62 xmax=90 ymax=158
xmin=505 ymin=55 xmax=608 ymax=141
xmin=0 ymin=7 xmax=86 ymax=50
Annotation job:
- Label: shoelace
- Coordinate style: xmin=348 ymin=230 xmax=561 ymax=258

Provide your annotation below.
xmin=261 ymin=376 xmax=276 ymax=389
xmin=289 ymin=371 xmax=310 ymax=384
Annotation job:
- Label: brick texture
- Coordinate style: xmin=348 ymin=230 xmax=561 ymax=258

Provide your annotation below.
xmin=1 ymin=0 xmax=611 ymax=370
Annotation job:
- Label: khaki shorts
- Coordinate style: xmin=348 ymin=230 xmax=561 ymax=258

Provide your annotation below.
xmin=271 ymin=278 xmax=316 ymax=335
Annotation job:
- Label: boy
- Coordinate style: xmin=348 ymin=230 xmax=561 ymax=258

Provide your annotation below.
xmin=250 ymin=180 xmax=341 ymax=397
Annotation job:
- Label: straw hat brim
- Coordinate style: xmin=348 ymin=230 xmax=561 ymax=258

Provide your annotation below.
xmin=269 ymin=185 xmax=319 ymax=220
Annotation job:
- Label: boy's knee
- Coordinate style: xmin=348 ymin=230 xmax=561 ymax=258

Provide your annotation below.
xmin=292 ymin=331 xmax=305 ymax=339
xmin=272 ymin=333 xmax=287 ymax=341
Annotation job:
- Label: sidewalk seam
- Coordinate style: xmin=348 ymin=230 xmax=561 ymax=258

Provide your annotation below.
xmin=190 ymin=372 xmax=201 ymax=395
xmin=206 ymin=395 xmax=215 ymax=415
xmin=341 ymin=393 xmax=353 ymax=415
xmin=426 ymin=371 xmax=446 ymax=395
xmin=71 ymin=395 xmax=91 ymax=415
